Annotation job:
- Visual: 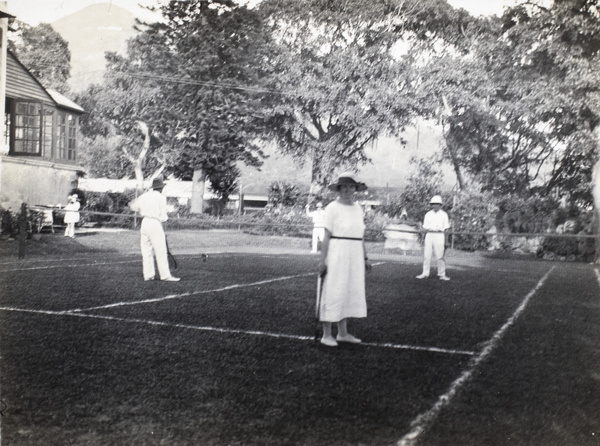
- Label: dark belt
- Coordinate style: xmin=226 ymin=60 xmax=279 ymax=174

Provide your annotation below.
xmin=330 ymin=236 xmax=363 ymax=241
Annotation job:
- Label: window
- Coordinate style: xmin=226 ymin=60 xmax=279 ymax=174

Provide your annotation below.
xmin=67 ymin=114 xmax=77 ymax=161
xmin=42 ymin=109 xmax=53 ymax=158
xmin=9 ymin=100 xmax=79 ymax=162
xmin=14 ymin=102 xmax=41 ymax=154
xmin=57 ymin=112 xmax=66 ymax=159
xmin=55 ymin=112 xmax=78 ymax=161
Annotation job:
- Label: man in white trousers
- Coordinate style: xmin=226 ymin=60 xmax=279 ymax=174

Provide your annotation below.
xmin=129 ymin=178 xmax=180 ymax=282
xmin=306 ymin=202 xmax=325 ymax=253
xmin=416 ymin=195 xmax=451 ymax=281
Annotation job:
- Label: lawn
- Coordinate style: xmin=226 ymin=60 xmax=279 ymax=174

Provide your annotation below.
xmin=0 ymin=230 xmax=599 ymax=445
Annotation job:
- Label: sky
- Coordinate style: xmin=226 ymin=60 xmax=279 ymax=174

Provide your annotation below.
xmin=7 ymin=0 xmax=520 ymax=26
xmin=5 ymin=0 xmax=164 ymax=25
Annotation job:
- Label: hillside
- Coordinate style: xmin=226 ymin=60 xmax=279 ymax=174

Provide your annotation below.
xmin=52 ymin=3 xmax=139 ymax=91
xmin=238 ymin=123 xmax=450 ymax=195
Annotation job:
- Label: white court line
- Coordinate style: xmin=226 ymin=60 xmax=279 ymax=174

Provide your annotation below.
xmin=0 ymin=305 xmax=473 ymax=356
xmin=68 ymin=273 xmax=317 ymax=312
xmin=0 ymin=260 xmax=137 ymax=272
xmin=362 ymin=341 xmax=475 ymax=356
xmin=395 ymin=266 xmax=556 ymax=446
xmin=68 ymin=262 xmax=387 ymax=313
xmin=10 ymin=260 xmax=483 ymax=357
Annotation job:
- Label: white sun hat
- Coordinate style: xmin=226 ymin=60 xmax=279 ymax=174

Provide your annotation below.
xmin=430 ymin=195 xmax=443 ymax=205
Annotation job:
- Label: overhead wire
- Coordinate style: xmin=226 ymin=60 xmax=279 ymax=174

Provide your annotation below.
xmin=118 ymin=71 xmax=295 ymax=96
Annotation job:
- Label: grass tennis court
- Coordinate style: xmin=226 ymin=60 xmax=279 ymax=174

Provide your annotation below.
xmin=1 ymin=230 xmax=599 ymax=445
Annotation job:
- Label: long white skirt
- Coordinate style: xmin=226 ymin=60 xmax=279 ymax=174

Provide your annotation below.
xmin=319 ymin=239 xmax=367 ymax=322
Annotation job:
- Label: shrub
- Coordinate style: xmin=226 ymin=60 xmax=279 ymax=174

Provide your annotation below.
xmin=540 ymin=236 xmax=579 ymax=257
xmin=450 ymin=191 xmax=498 ymax=251
xmin=363 ymin=211 xmax=403 ymax=242
xmin=243 ymin=206 xmax=312 ymax=238
xmin=0 ymin=206 xmax=48 ymax=238
xmin=268 ymin=181 xmax=301 ymax=207
xmin=84 ymin=189 xmax=137 ymax=227
xmin=0 ymin=208 xmax=18 ymax=237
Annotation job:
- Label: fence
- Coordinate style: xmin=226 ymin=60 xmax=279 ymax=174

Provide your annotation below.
xmin=6 ymin=205 xmax=599 ymax=262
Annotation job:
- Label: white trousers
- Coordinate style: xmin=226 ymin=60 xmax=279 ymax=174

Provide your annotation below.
xmin=140 ymin=218 xmax=171 ymax=280
xmin=312 ymin=227 xmax=325 ymax=252
xmin=422 ymin=232 xmax=446 ymax=277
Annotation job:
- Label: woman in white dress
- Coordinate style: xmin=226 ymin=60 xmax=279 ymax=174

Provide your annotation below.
xmin=318 ymin=172 xmax=372 ymax=347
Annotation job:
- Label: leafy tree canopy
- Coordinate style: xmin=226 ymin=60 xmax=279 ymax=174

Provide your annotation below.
xmin=8 ymin=21 xmax=71 ymax=94
xmin=77 ymin=0 xmax=268 ymax=196
xmin=417 ymin=0 xmax=600 ymax=204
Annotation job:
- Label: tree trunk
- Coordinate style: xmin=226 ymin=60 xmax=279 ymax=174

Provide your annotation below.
xmin=592 ymin=153 xmax=600 ymax=264
xmin=445 ymin=138 xmax=466 ymax=191
xmin=441 ymin=96 xmax=466 ymax=191
xmin=190 ymin=168 xmax=206 ymax=215
xmin=309 ymin=149 xmax=328 ymax=196
xmin=127 ymin=121 xmax=151 ymax=190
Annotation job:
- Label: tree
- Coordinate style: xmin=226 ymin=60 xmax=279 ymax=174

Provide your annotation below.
xmin=425 ymin=0 xmax=600 ymax=259
xmin=420 ymin=0 xmax=600 ymax=206
xmin=268 ymin=180 xmax=301 ymax=207
xmin=255 ymin=0 xmax=432 ymax=193
xmin=76 ymin=58 xmax=168 ymax=189
xmin=78 ymin=1 xmax=268 ymax=212
xmin=77 ymin=132 xmax=134 ymax=179
xmin=400 ymin=155 xmax=446 ymax=220
xmin=139 ymin=1 xmax=270 ymax=212
xmin=8 ymin=21 xmax=71 ymax=94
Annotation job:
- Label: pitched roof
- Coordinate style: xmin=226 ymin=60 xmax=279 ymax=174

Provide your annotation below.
xmin=0 ymin=5 xmax=14 ymax=18
xmin=47 ymin=89 xmax=85 ymax=113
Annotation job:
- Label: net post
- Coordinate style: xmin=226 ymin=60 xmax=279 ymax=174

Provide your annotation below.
xmin=18 ymin=202 xmax=27 ymax=259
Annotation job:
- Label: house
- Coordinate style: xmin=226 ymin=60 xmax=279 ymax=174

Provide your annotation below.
xmin=78 ymin=177 xmax=271 ymax=214
xmin=0 ymin=7 xmax=85 ymax=210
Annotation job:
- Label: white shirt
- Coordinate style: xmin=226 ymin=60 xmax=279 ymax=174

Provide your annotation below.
xmin=129 ymin=190 xmax=168 ymax=222
xmin=309 ymin=209 xmax=325 ymax=227
xmin=423 ymin=209 xmax=450 ymax=232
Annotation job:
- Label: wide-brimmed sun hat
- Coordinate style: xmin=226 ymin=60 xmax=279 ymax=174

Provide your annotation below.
xmin=152 ymin=177 xmax=165 ymax=190
xmin=327 ymin=172 xmax=367 ymax=192
xmin=430 ymin=195 xmax=443 ymax=205
xmin=68 ymin=188 xmax=86 ymax=206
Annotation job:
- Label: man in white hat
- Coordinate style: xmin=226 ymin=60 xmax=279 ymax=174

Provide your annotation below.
xmin=416 ymin=195 xmax=451 ymax=280
xmin=129 ymin=177 xmax=180 ymax=282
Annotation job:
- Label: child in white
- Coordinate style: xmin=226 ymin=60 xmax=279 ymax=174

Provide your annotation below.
xmin=417 ymin=195 xmax=450 ymax=280
xmin=63 ymin=193 xmax=80 ymax=238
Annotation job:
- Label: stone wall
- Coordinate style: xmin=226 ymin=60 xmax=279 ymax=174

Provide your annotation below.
xmin=0 ymin=156 xmax=81 ymax=210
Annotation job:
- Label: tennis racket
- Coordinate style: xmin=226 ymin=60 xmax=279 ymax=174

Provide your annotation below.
xmin=165 ymin=236 xmax=177 ymax=269
xmin=314 ymin=272 xmax=325 ymax=342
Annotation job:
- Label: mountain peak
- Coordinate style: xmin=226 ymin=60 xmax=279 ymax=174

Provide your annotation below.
xmin=53 ymin=2 xmax=135 ymax=27
xmin=52 ymin=2 xmax=140 ymax=91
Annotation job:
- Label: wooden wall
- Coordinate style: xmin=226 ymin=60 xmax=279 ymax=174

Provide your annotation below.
xmin=5 ymin=51 xmax=53 ymax=103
